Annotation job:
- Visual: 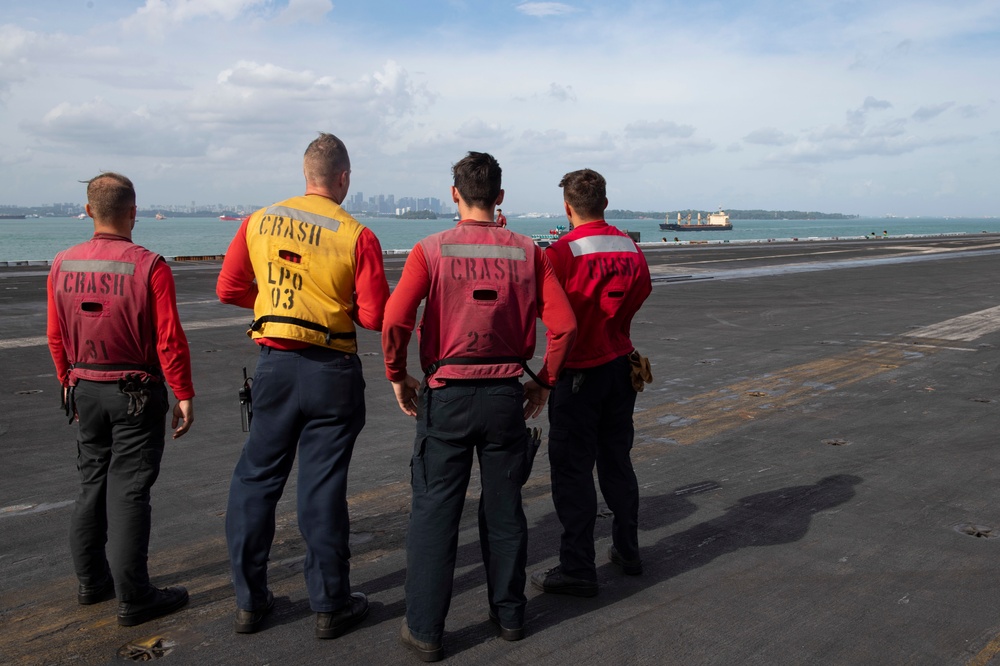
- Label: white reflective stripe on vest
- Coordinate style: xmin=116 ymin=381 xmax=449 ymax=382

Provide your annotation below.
xmin=441 ymin=244 xmax=527 ymax=261
xmin=263 ymin=205 xmax=342 ymax=232
xmin=59 ymin=259 xmax=136 ymax=275
xmin=567 ymin=235 xmax=638 ymax=257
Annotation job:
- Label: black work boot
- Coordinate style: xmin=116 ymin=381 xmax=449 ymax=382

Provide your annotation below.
xmin=117 ymin=586 xmax=189 ymax=627
xmin=315 ymin=592 xmax=369 ymax=639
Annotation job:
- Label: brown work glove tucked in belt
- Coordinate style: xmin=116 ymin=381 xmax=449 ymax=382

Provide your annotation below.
xmin=628 ymin=350 xmax=653 ymax=392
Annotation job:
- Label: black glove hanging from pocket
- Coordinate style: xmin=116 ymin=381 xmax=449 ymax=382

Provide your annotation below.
xmin=117 ymin=373 xmax=151 ymax=416
xmin=522 ymin=426 xmax=543 ymax=485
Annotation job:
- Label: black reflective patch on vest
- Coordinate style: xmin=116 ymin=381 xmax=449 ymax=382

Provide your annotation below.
xmin=473 ymin=289 xmax=498 ymax=301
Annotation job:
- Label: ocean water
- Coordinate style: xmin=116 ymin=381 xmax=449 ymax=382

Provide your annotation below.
xmin=2 ymin=215 xmax=999 ymax=263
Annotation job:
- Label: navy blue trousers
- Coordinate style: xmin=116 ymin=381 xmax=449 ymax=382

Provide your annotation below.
xmin=405 ymin=379 xmax=529 ymax=644
xmin=548 ymin=354 xmax=639 ymax=581
xmin=226 ymin=345 xmax=365 ymax=612
xmin=71 ymin=379 xmax=168 ymax=601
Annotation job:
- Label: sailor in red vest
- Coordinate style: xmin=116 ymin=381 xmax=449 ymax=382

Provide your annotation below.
xmin=46 ymin=172 xmax=194 ymax=626
xmin=217 ymin=133 xmax=389 ymax=638
xmin=496 ymin=207 xmax=507 ymax=227
xmin=383 ymin=152 xmax=576 ymax=661
xmin=531 ymin=169 xmax=652 ymax=597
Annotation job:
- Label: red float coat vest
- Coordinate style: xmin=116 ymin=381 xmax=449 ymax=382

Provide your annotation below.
xmin=419 ymin=222 xmax=538 ymax=385
xmin=545 ymin=222 xmax=652 ymax=369
xmin=50 ymin=237 xmax=162 ymax=383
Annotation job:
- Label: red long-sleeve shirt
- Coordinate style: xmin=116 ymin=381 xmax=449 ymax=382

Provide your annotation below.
xmin=216 ymin=215 xmax=389 ymax=349
xmin=46 ymin=236 xmax=195 ymax=400
xmin=545 ymin=220 xmax=652 ymax=369
xmin=382 ymin=228 xmax=577 ymax=387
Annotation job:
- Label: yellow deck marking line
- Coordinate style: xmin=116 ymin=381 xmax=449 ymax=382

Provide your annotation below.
xmin=6 ymin=304 xmax=1000 ymax=660
xmin=633 ymin=344 xmax=916 ymax=445
xmin=862 ymin=339 xmax=976 ymax=353
xmin=636 ymin=304 xmax=1000 ymax=446
xmin=656 ymin=241 xmax=1000 ymax=268
xmin=969 ymin=633 xmax=1000 ymax=666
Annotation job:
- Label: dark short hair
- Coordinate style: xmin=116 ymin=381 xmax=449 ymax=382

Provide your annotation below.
xmin=86 ymin=172 xmax=135 ymax=219
xmin=559 ymin=168 xmax=607 ymax=219
xmin=304 ymin=132 xmax=350 ymax=184
xmin=452 ymin=152 xmax=502 ymax=209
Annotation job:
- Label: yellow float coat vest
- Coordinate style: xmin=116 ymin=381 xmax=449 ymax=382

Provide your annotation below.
xmin=246 ymin=195 xmax=363 ymax=353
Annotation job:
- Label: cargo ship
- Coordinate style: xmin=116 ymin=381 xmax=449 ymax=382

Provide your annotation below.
xmin=661 ymin=210 xmax=732 ymax=232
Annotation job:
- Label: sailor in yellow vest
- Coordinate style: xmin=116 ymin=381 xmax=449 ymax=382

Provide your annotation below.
xmin=217 ymin=133 xmax=389 ymax=638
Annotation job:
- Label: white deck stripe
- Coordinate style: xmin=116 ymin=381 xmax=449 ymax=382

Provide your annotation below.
xmin=0 ymin=316 xmax=251 ymax=350
xmin=906 ymin=305 xmax=1000 ymax=342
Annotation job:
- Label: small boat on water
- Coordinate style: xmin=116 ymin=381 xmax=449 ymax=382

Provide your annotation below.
xmin=661 ymin=210 xmax=732 ymax=232
xmin=219 ymin=215 xmax=243 ymax=221
xmin=155 ymin=213 xmax=167 ymax=220
xmin=530 ymin=225 xmax=568 ymax=247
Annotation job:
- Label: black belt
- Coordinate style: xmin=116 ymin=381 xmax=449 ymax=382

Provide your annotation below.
xmin=250 ymin=315 xmax=357 ymax=346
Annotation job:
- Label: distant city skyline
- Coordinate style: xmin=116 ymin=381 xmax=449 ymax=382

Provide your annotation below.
xmin=0 ymin=190 xmax=459 ymax=217
xmin=1 ymin=2 xmax=998 ymax=217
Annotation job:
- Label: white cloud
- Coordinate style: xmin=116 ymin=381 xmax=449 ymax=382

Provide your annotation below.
xmin=912 ymin=102 xmax=954 ymax=122
xmin=276 ymin=0 xmax=333 ymax=24
xmin=24 ymin=98 xmax=209 ymax=157
xmin=743 ymin=128 xmax=797 ymax=146
xmin=862 ymin=96 xmax=893 ymax=111
xmin=547 ymin=83 xmax=576 ymax=103
xmin=625 ymin=120 xmax=696 ymax=140
xmin=1 ymin=0 xmax=998 ymax=216
xmin=218 ymin=61 xmax=324 ymax=90
xmin=124 ymin=0 xmax=269 ymax=31
xmin=0 ymin=25 xmax=45 ymax=98
xmin=515 ymin=2 xmax=577 ymax=18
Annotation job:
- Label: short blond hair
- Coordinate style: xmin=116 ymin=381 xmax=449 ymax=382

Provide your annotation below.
xmin=303 ymin=133 xmax=350 ymax=186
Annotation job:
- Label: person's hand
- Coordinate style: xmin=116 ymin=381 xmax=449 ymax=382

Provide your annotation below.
xmin=392 ymin=375 xmax=421 ymax=417
xmin=171 ymin=399 xmax=194 ymax=438
xmin=523 ymin=380 xmax=549 ymax=419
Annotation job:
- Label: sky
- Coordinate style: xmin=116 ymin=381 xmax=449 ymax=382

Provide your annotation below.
xmin=1 ymin=0 xmax=998 ymax=217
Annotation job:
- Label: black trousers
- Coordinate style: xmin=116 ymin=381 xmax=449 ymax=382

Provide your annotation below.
xmin=548 ymin=354 xmax=639 ymax=581
xmin=404 ymin=378 xmax=530 ymax=644
xmin=71 ymin=379 xmax=168 ymax=601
